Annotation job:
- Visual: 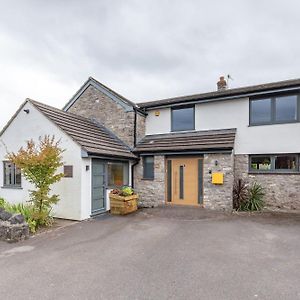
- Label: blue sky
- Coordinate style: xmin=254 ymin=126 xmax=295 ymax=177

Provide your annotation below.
xmin=1 ymin=0 xmax=300 ymax=128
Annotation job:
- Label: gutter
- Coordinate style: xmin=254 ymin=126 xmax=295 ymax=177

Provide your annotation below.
xmin=133 ymin=107 xmax=137 ymax=147
xmin=131 ymin=159 xmax=140 ymax=189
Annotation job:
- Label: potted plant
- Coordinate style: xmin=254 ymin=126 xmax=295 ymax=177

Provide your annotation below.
xmin=109 ymin=186 xmax=139 ymax=215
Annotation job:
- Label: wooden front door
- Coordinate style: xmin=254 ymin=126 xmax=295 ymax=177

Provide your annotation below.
xmin=167 ymin=157 xmax=203 ymax=206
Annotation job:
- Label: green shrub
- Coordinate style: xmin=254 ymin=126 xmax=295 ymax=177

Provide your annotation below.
xmin=241 ymin=182 xmax=265 ymax=211
xmin=0 ymin=197 xmax=5 ymax=208
xmin=7 ymin=135 xmax=64 ymax=228
xmin=121 ymin=186 xmax=134 ymax=196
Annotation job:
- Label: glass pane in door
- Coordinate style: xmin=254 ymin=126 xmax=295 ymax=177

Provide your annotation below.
xmin=92 ymin=160 xmax=106 ymax=213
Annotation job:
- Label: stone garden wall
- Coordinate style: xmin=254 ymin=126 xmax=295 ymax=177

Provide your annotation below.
xmin=0 ymin=208 xmax=29 ymax=242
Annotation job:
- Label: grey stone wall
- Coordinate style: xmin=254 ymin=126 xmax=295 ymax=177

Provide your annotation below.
xmin=0 ymin=208 xmax=29 ymax=242
xmin=68 ymin=85 xmax=145 ymax=148
xmin=134 ymin=155 xmax=165 ymax=207
xmin=203 ymin=153 xmax=234 ymax=211
xmin=136 ymin=113 xmax=146 ymax=143
xmin=235 ymin=155 xmax=300 ymax=211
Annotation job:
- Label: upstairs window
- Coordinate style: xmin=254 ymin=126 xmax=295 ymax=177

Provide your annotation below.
xmin=249 ymin=154 xmax=299 ymax=173
xmin=275 ymin=95 xmax=298 ymax=122
xmin=171 ymin=106 xmax=195 ymax=131
xmin=3 ymin=161 xmax=21 ymax=188
xmin=250 ymin=94 xmax=299 ymax=125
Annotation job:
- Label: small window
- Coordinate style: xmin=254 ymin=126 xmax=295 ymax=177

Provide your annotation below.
xmin=249 ymin=154 xmax=299 ymax=173
xmin=171 ymin=106 xmax=195 ymax=131
xmin=143 ymin=156 xmax=154 ymax=179
xmin=250 ymin=98 xmax=272 ymax=125
xmin=107 ymin=162 xmax=129 ymax=187
xmin=275 ymin=155 xmax=297 ymax=170
xmin=3 ymin=161 xmax=21 ymax=187
xmin=64 ymin=165 xmax=73 ymax=178
xmin=250 ymin=156 xmax=271 ymax=171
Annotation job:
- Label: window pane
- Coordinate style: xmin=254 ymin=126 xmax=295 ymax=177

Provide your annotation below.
xmin=275 ymin=95 xmax=297 ymax=122
xmin=275 ymin=155 xmax=297 ymax=170
xmin=250 ymin=156 xmax=271 ymax=171
xmin=107 ymin=162 xmax=128 ymax=187
xmin=4 ymin=162 xmax=12 ymax=185
xmin=172 ymin=107 xmax=194 ymax=131
xmin=250 ymin=99 xmax=271 ymax=124
xmin=143 ymin=156 xmax=154 ymax=179
xmin=15 ymin=167 xmax=22 ymax=185
xmin=3 ymin=162 xmax=21 ymax=186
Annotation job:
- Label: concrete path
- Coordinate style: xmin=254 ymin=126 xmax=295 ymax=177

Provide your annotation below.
xmin=0 ymin=207 xmax=299 ymax=300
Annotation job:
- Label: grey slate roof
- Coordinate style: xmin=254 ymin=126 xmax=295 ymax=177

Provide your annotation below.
xmin=138 ymin=78 xmax=300 ymax=109
xmin=29 ymin=99 xmax=137 ymax=159
xmin=134 ymin=129 xmax=236 ymax=153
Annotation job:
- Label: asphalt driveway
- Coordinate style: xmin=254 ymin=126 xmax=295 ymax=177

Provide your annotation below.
xmin=0 ymin=207 xmax=300 ymax=300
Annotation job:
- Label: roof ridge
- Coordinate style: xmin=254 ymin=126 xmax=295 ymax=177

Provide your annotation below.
xmin=138 ymin=77 xmax=300 ymax=108
xmin=28 ymin=98 xmax=110 ymax=127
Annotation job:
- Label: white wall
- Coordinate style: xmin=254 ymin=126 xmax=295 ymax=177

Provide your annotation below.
xmin=145 ymin=98 xmax=300 ymax=154
xmin=145 ymin=108 xmax=171 ymax=135
xmin=0 ymin=102 xmax=84 ymax=220
xmin=81 ymin=157 xmax=92 ymax=219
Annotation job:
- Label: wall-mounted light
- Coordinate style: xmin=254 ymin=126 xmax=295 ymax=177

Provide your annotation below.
xmin=86 ymin=165 xmax=90 ymax=171
xmin=214 ymin=160 xmax=218 ymax=166
xmin=155 ymin=111 xmax=160 ymax=116
xmin=23 ymin=109 xmax=30 ymax=114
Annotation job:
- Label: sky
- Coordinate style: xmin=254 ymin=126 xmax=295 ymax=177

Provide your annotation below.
xmin=0 ymin=0 xmax=300 ymax=129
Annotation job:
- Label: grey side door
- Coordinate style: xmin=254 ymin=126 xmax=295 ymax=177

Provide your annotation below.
xmin=91 ymin=159 xmax=106 ymax=214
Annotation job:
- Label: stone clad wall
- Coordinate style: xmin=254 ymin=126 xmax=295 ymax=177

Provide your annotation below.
xmin=134 ymin=156 xmax=165 ymax=207
xmin=203 ymin=153 xmax=234 ymax=211
xmin=234 ymin=155 xmax=300 ymax=210
xmin=136 ymin=113 xmax=146 ymax=143
xmin=68 ymin=85 xmax=145 ymax=148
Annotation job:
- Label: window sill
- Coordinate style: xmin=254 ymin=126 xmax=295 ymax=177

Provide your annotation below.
xmin=141 ymin=178 xmax=154 ymax=181
xmin=249 ymin=120 xmax=300 ymax=127
xmin=1 ymin=186 xmax=23 ymax=189
xmin=171 ymin=129 xmax=196 ymax=133
xmin=249 ymin=172 xmax=300 ymax=175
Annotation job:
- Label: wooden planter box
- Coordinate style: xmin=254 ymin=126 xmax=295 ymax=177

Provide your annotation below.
xmin=109 ymin=193 xmax=139 ymax=215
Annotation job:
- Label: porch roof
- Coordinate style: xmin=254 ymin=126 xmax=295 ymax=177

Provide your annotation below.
xmin=29 ymin=99 xmax=137 ymax=159
xmin=134 ymin=128 xmax=236 ymax=153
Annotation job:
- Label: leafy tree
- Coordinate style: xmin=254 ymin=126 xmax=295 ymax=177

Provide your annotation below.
xmin=7 ymin=135 xmax=64 ymax=227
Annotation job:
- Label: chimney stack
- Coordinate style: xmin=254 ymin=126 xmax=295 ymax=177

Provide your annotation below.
xmin=217 ymin=76 xmax=227 ymax=91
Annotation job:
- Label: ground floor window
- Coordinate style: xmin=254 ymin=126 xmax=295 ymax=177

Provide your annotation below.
xmin=3 ymin=161 xmax=22 ymax=187
xmin=107 ymin=162 xmax=129 ymax=187
xmin=143 ymin=156 xmax=154 ymax=179
xmin=249 ymin=154 xmax=299 ymax=173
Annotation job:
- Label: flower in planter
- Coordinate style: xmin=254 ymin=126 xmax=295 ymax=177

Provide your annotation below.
xmin=121 ymin=186 xmax=134 ymax=196
xmin=110 ymin=186 xmax=135 ymax=196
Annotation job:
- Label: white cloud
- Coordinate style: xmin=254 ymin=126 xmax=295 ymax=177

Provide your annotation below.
xmin=0 ymin=0 xmax=299 ymax=128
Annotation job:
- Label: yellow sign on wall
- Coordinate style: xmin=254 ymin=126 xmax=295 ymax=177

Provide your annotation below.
xmin=212 ymin=172 xmax=224 ymax=185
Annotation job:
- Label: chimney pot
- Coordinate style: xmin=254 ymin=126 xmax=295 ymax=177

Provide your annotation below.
xmin=217 ymin=76 xmax=227 ymax=91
